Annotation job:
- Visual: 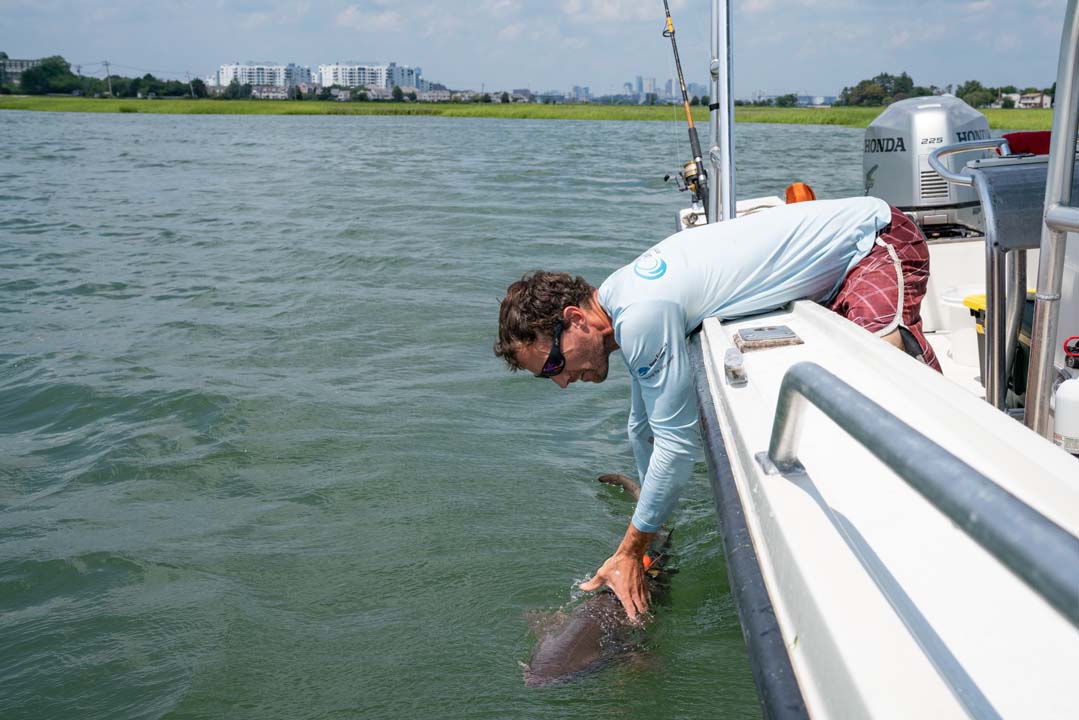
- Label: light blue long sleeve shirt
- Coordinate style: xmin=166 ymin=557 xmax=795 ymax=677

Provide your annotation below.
xmin=597 ymin=197 xmax=891 ymax=532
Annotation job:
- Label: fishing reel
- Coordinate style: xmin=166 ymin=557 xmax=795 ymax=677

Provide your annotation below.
xmin=664 ymin=160 xmax=708 ymax=228
xmin=665 ymin=160 xmax=704 ymax=198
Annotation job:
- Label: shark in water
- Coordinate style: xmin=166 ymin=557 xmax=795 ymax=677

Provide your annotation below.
xmin=522 ymin=474 xmax=673 ymax=688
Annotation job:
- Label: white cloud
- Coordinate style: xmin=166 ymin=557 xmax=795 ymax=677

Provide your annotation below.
xmin=484 ymin=0 xmax=522 ymax=17
xmin=239 ymin=11 xmax=272 ymax=29
xmin=91 ymin=5 xmax=122 ymax=21
xmin=561 ymin=0 xmax=686 ymax=23
xmin=335 ymin=4 xmax=402 ymax=32
xmin=498 ymin=22 xmax=526 ymax=41
xmin=408 ymin=6 xmax=466 ymax=38
xmin=888 ymin=30 xmax=912 ymax=49
xmin=790 ymin=0 xmax=865 ymax=9
xmin=994 ymin=32 xmax=1019 ymax=50
xmin=290 ymin=1 xmax=311 ymax=19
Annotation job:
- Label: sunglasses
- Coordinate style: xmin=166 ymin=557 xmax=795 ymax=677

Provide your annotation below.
xmin=535 ymin=320 xmax=566 ymax=378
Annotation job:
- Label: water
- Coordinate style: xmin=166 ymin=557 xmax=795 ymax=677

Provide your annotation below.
xmin=0 ymin=110 xmax=864 ymax=719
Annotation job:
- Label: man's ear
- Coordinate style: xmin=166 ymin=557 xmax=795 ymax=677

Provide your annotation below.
xmin=562 ymin=305 xmax=587 ymax=329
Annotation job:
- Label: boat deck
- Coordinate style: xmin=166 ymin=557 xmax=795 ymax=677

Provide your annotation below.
xmin=697 ymin=299 xmax=1079 ymax=718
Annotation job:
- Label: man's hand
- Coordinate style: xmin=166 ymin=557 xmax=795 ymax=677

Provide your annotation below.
xmin=578 ymin=523 xmax=655 ymax=622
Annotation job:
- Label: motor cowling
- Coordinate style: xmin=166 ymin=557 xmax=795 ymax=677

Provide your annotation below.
xmin=864 ymin=96 xmax=992 ymax=234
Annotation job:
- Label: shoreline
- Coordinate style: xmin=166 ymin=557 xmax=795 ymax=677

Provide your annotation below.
xmin=0 ymin=96 xmax=1053 ymax=130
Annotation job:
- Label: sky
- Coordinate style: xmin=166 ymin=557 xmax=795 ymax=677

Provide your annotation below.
xmin=0 ymin=0 xmax=1067 ymax=97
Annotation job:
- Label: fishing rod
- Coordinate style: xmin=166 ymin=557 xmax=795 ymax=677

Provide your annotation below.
xmin=662 ymin=0 xmax=710 ymax=221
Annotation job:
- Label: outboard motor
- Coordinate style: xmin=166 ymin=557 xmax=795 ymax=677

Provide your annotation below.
xmin=864 ymin=96 xmax=992 ymax=237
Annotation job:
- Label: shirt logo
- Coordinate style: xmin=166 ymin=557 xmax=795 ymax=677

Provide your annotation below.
xmin=637 ymin=344 xmax=668 ymax=379
xmin=633 ymin=249 xmax=667 ymax=280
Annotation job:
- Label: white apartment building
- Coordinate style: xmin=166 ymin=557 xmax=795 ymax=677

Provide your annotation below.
xmin=318 ymin=63 xmax=385 ymax=88
xmin=218 ymin=63 xmax=311 ymax=88
xmin=0 ymin=58 xmax=41 ymax=87
xmin=317 ymin=62 xmax=423 ymax=90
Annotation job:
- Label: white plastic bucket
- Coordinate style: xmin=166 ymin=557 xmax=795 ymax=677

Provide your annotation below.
xmin=939 ymin=285 xmax=983 ymax=367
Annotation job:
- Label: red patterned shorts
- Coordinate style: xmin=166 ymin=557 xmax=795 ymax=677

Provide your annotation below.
xmin=830 ymin=206 xmax=942 ymax=371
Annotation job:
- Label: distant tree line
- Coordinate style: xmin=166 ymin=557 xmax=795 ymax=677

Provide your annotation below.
xmin=734 ymin=93 xmax=799 ymax=107
xmin=0 ymin=55 xmax=206 ymax=98
xmin=835 ymin=71 xmax=1056 ymax=108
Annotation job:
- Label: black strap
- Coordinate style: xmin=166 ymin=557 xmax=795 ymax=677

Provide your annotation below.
xmin=898 ymin=327 xmax=925 ymax=360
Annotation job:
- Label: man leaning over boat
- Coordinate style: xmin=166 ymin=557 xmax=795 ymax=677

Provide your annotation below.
xmin=493 ymin=196 xmax=940 ymax=620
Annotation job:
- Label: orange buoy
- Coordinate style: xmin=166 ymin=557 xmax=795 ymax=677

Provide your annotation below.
xmin=785 ymin=182 xmax=816 ymax=204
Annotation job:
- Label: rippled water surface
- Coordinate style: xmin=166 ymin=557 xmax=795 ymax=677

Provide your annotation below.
xmin=0 ymin=110 xmax=864 ymax=719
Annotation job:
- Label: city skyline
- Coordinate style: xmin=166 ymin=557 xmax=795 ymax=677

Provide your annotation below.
xmin=0 ymin=0 xmax=1067 ymax=97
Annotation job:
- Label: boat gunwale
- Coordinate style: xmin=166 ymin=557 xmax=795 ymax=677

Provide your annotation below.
xmin=689 ymin=331 xmax=810 ymax=720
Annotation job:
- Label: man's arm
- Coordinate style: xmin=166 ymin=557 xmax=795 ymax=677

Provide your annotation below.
xmin=578 ymin=522 xmax=654 ymax=621
xmin=581 ymin=301 xmax=700 ymax=621
xmin=624 ymin=305 xmax=700 ymax=534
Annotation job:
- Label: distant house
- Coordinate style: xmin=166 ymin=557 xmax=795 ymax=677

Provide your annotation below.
xmin=419 ymin=89 xmax=451 ymax=102
xmin=1019 ymin=92 xmax=1052 ymax=109
xmin=329 ymin=87 xmax=351 ymax=102
xmin=251 ymin=85 xmax=288 ymax=100
xmin=990 ymin=92 xmax=1022 ymax=109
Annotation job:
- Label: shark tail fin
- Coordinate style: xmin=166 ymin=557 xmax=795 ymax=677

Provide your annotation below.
xmin=596 ymin=473 xmax=641 ymax=501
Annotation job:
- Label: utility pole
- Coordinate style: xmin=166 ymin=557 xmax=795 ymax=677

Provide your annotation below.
xmin=103 ymin=60 xmax=113 ymax=96
xmin=186 ymin=72 xmax=195 ymax=98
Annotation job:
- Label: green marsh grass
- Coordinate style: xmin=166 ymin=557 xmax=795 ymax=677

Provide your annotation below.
xmin=0 ymin=96 xmax=1053 ymax=130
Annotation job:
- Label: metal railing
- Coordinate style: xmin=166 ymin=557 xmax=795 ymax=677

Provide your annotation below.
xmin=758 ymin=361 xmax=1079 ymax=629
xmin=1028 ymin=0 xmax=1079 ymax=437
xmin=928 ymin=139 xmax=1020 ymax=409
xmin=709 ymin=0 xmax=736 ymax=222
xmin=927 ymin=138 xmax=1011 ymax=186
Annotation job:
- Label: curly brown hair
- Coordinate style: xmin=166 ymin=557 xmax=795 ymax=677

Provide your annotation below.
xmin=494 ymin=271 xmax=596 ymax=370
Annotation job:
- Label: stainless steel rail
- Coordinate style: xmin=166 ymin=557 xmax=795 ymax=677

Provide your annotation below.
xmin=763 ymin=361 xmax=1079 ymax=629
xmin=927 ymin=139 xmax=1011 ymax=186
xmin=1046 ymin=204 xmax=1079 ymax=232
xmin=928 ymin=139 xmax=1018 ymax=409
xmin=969 ymin=165 xmax=1026 ymax=409
xmin=1028 ymin=0 xmax=1079 ymax=437
xmin=709 ymin=0 xmax=736 ymax=222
